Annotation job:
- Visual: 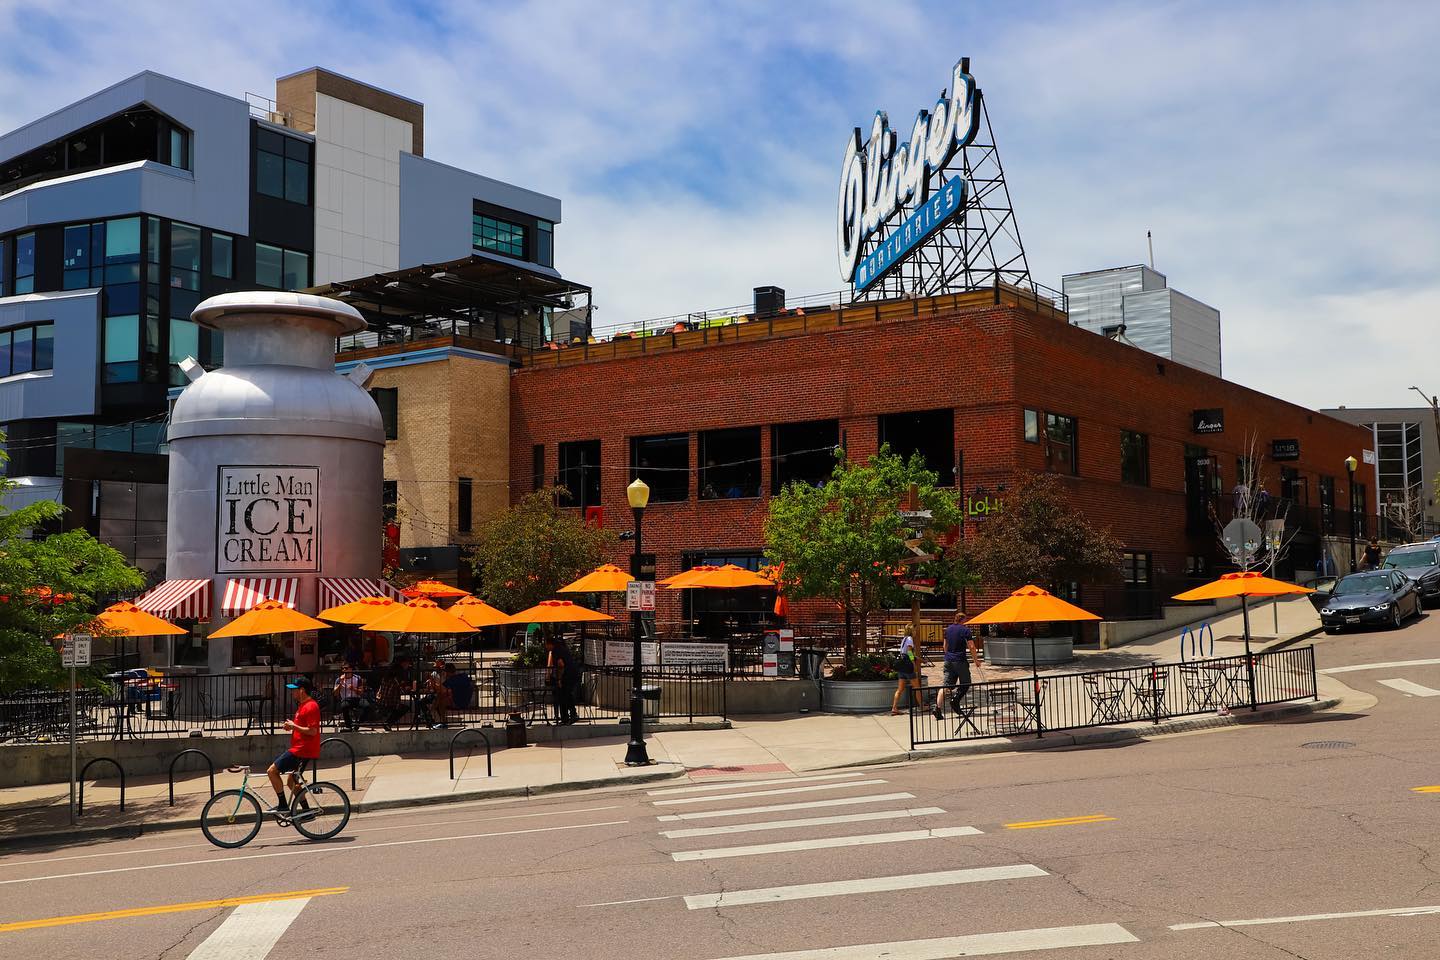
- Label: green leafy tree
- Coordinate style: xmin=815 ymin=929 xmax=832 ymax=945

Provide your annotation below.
xmin=764 ymin=447 xmax=970 ymax=664
xmin=471 ymin=488 xmax=615 ymax=614
xmin=0 ymin=450 xmax=146 ymax=691
xmin=966 ymin=472 xmax=1122 ymax=593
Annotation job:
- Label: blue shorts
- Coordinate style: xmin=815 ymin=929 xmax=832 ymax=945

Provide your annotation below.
xmin=272 ymin=750 xmax=303 ymax=774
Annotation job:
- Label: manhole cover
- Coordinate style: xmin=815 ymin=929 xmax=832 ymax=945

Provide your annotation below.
xmin=1301 ymin=740 xmax=1356 ymax=749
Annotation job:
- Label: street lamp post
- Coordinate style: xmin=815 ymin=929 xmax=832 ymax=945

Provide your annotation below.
xmin=624 ymin=477 xmax=652 ymax=766
xmin=1345 ymin=455 xmax=1359 ymax=573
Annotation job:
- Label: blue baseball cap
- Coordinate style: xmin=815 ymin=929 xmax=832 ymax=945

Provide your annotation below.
xmin=285 ymin=677 xmax=314 ymax=693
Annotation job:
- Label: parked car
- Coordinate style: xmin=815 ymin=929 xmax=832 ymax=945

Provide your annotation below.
xmin=1384 ymin=542 xmax=1440 ymax=606
xmin=1318 ymin=569 xmax=1422 ymax=632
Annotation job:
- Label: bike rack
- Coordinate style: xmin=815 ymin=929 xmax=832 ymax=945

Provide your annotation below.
xmin=78 ymin=757 xmax=125 ymax=815
xmin=167 ymin=748 xmax=215 ymax=806
xmin=320 ymin=736 xmax=357 ymax=790
xmin=449 ymin=728 xmax=492 ymax=780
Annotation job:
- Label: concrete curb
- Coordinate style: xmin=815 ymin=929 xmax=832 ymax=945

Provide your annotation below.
xmin=0 ymin=765 xmax=685 ymax=852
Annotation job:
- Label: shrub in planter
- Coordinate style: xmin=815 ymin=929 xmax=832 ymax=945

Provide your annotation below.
xmin=827 ymin=653 xmax=897 ymax=682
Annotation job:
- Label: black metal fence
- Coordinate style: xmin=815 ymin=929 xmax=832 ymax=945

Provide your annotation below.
xmin=909 ymin=645 xmax=1318 ymax=747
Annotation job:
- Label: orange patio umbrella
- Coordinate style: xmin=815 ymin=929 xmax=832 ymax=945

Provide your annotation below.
xmin=1173 ymin=570 xmax=1313 ymax=657
xmin=401 ymin=579 xmax=471 ymax=599
xmin=85 ymin=601 xmax=188 ymax=637
xmin=559 ymin=564 xmax=632 ymax=593
xmin=363 ymin=597 xmax=478 ymax=635
xmin=506 ymin=600 xmax=614 ymax=624
xmin=449 ymin=596 xmax=511 ymax=628
xmin=209 ymin=600 xmax=331 ymax=639
xmin=967 ymin=585 xmax=1102 ymax=696
xmin=666 ymin=564 xmax=773 ymax=589
xmin=661 ymin=565 xmax=717 ymax=587
xmin=318 ymin=595 xmax=400 ymax=625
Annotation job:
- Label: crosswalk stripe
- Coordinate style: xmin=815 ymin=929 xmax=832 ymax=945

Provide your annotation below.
xmin=657 ymin=793 xmax=917 ymax=822
xmin=660 ymin=808 xmax=945 ymax=839
xmin=1170 ymin=904 xmax=1440 ymax=930
xmin=1378 ymin=678 xmax=1440 ymax=697
xmin=671 ymin=826 xmax=980 ymax=862
xmin=654 ymin=781 xmax=886 ymax=807
xmin=1321 ymin=658 xmax=1440 ymax=674
xmin=683 ymin=864 xmax=1047 ymax=909
xmin=649 ymin=773 xmax=865 ymax=796
xmin=185 ymin=897 xmax=311 ymax=959
xmin=701 ymin=923 xmax=1139 ymax=958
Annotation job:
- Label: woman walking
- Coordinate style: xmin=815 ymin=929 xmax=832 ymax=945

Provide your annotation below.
xmin=891 ymin=629 xmax=924 ymax=716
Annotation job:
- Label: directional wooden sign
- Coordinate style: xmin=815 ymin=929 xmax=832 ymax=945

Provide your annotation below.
xmin=900 ymin=577 xmax=936 ymax=594
xmin=899 ymin=553 xmax=937 ymax=566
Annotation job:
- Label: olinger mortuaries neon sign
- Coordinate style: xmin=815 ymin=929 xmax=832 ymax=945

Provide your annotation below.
xmin=837 ymin=59 xmax=981 ymax=292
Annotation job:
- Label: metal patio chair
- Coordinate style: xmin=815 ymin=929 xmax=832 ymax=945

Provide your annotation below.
xmin=1083 ymin=674 xmax=1128 ymax=724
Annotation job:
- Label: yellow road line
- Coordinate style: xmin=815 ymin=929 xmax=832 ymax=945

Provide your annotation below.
xmin=0 ymin=886 xmax=347 ymax=934
xmin=1411 ymin=786 xmax=1440 ymax=793
xmin=1004 ymin=814 xmax=1116 ymax=830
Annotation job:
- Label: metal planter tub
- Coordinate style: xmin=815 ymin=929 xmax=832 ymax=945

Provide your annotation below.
xmin=820 ymin=679 xmax=897 ymax=713
xmin=985 ymin=635 xmax=1074 ymax=666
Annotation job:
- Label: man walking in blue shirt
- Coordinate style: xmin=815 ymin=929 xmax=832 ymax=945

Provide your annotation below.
xmin=934 ymin=612 xmax=984 ymax=720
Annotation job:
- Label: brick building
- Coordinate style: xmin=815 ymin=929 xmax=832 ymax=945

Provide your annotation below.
xmin=507 ymin=287 xmax=1375 ymax=630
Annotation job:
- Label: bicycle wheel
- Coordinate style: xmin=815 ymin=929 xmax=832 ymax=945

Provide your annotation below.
xmin=290 ymin=781 xmax=350 ymax=841
xmin=200 ymin=790 xmax=262 ymax=848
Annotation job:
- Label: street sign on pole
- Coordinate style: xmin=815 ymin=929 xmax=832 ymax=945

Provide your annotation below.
xmin=626 ymin=580 xmax=655 ymax=612
xmin=1222 ymin=518 xmax=1264 ymax=567
xmin=64 ymin=633 xmax=91 ymax=825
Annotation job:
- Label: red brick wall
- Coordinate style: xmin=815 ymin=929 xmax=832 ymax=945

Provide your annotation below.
xmin=508 ymin=299 xmax=1372 ymax=622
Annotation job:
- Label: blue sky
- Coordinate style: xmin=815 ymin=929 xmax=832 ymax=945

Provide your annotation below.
xmin=1 ymin=0 xmax=1436 ymax=409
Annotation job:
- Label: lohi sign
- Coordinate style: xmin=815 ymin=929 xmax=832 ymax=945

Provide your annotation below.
xmin=837 ymin=59 xmax=982 ymax=290
xmin=217 ymin=465 xmax=320 ymax=572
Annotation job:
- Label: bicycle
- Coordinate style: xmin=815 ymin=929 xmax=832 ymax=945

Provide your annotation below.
xmin=200 ymin=762 xmax=351 ymax=848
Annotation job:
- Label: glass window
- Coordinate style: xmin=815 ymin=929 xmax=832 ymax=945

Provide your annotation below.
xmin=33 ymin=323 xmax=53 ymax=371
xmin=169 ymin=318 xmax=199 ymax=385
xmin=256 ymin=148 xmax=284 ymax=199
xmin=103 ymin=315 xmax=140 ymax=383
xmin=1023 ymin=409 xmax=1039 ymax=443
xmin=877 ymin=409 xmax=955 ymax=486
xmin=536 ymin=220 xmax=554 ymax=267
xmin=0 ymin=330 xmax=11 ymax=377
xmin=212 ymin=232 xmax=234 ymax=279
xmin=557 ymin=439 xmax=602 ymax=509
xmin=284 ymin=156 xmax=309 ymax=205
xmin=457 ymin=477 xmax=473 ymax=533
xmin=169 ymin=127 xmax=188 ymax=170
xmin=370 ymin=387 xmax=398 ymax=440
xmin=105 ymin=217 xmax=141 ymax=285
xmin=472 ymin=214 xmax=527 ymax=259
xmin=56 ymin=422 xmax=94 ymax=476
xmin=132 ymin=420 xmax=165 ymax=453
xmin=170 ymin=222 xmax=201 ymax=290
xmin=14 ymin=233 xmax=35 ymax=294
xmin=631 ymin=433 xmax=689 ymax=503
xmin=10 ymin=326 xmax=32 ymax=375
xmin=532 ymin=444 xmax=545 ymax=491
xmin=0 ymin=237 xmax=7 ymax=294
xmin=1120 ymin=430 xmax=1149 ymax=485
xmin=772 ymin=419 xmax=840 ymax=493
xmin=282 ymin=249 xmax=309 ymax=290
xmin=699 ymin=427 xmax=762 ymax=500
xmin=63 ymin=224 xmax=93 ymax=289
xmin=1044 ymin=412 xmax=1077 ymax=475
xmin=255 ymin=243 xmax=283 ymax=288
xmin=382 ymin=480 xmax=398 ymax=522
xmin=256 ymin=131 xmax=310 ymax=204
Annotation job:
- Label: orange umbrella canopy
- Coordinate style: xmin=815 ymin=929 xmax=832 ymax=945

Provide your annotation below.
xmin=661 ymin=564 xmax=717 ymax=587
xmin=506 ymin=600 xmax=614 ymax=624
xmin=449 ymin=596 xmax=511 ymax=628
xmin=1173 ymin=571 xmax=1314 ymax=601
xmin=401 ymin=579 xmax=471 ymax=599
xmin=318 ymin=595 xmax=399 ymax=625
xmin=364 ymin=597 xmax=478 ymax=634
xmin=209 ymin=600 xmax=332 ymax=639
xmin=559 ymin=564 xmax=632 ymax=593
xmin=667 ymin=564 xmax=773 ymax=589
xmin=965 ymin=585 xmax=1102 ymax=625
xmin=84 ymin=601 xmax=188 ymax=637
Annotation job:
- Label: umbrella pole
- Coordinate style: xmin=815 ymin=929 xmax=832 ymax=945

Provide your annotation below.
xmin=1241 ymin=595 xmax=1256 ymax=711
xmin=1031 ymin=632 xmax=1042 ymax=740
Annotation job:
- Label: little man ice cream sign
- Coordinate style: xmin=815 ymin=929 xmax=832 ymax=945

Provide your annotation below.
xmin=217 ymin=465 xmax=320 ymax=572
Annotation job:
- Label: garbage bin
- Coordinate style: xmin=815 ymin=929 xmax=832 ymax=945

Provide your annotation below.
xmin=640 ymin=684 xmax=661 ymax=719
xmin=505 ymin=714 xmax=527 ymax=748
xmin=797 ymin=648 xmax=827 ymax=679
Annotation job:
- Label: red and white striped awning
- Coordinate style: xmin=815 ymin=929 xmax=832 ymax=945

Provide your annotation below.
xmin=221 ymin=578 xmax=299 ymax=616
xmin=318 ymin=578 xmax=403 ymax=609
xmin=134 ymin=579 xmax=211 ymax=621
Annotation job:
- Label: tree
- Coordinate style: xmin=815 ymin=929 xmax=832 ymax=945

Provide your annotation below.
xmin=0 ymin=447 xmax=146 ymax=690
xmin=1218 ymin=433 xmax=1297 ymax=571
xmin=470 ymin=488 xmax=615 ymax=614
xmin=966 ymin=472 xmax=1122 ymax=594
xmin=764 ymin=448 xmax=970 ymax=664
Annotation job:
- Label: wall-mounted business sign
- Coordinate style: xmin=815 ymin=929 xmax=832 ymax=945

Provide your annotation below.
xmin=1271 ymin=439 xmax=1300 ymax=462
xmin=837 ymin=60 xmax=981 ymax=292
xmin=1192 ymin=409 xmax=1225 ymax=434
xmin=217 ymin=465 xmax=320 ymax=572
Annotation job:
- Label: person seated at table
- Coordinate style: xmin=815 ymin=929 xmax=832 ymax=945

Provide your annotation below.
xmin=376 ymin=660 xmax=410 ymax=731
xmin=545 ymin=636 xmax=581 ymax=725
xmin=332 ymin=663 xmax=368 ymax=731
xmin=441 ymin=662 xmax=473 ymax=710
xmin=417 ymin=659 xmax=451 ymax=728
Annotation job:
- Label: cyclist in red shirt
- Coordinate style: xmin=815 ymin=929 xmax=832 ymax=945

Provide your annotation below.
xmin=266 ymin=677 xmax=322 ymax=813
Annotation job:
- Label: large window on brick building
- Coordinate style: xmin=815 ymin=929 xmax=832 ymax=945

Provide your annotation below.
xmin=772 ymin=419 xmax=840 ymax=493
xmin=532 ymin=444 xmax=545 ymax=491
xmin=699 ymin=427 xmax=761 ymax=499
xmin=1044 ymin=412 xmax=1077 ymax=475
xmin=370 ymin=387 xmax=398 ymax=440
xmin=1120 ymin=430 xmax=1149 ymax=486
xmin=558 ymin=439 xmax=602 ymax=509
xmin=457 ymin=477 xmax=473 ymax=533
xmin=631 ymin=433 xmax=689 ymax=503
xmin=877 ymin=409 xmax=954 ymax=486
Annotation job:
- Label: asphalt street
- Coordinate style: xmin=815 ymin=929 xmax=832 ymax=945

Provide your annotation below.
xmin=4 ymin=614 xmax=1440 ymax=959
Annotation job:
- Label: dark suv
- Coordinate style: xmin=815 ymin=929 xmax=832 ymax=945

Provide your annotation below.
xmin=1384 ymin=541 xmax=1440 ymax=606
